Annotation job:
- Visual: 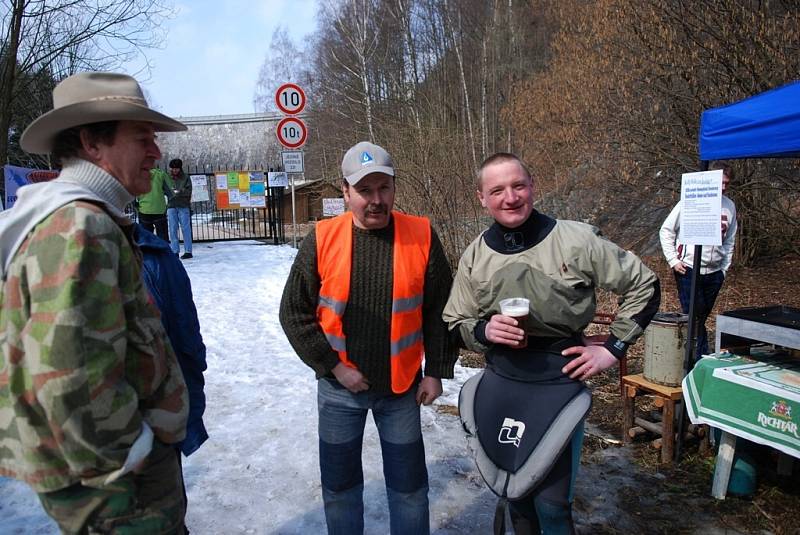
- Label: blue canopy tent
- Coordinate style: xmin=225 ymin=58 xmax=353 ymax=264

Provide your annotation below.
xmin=676 ymin=80 xmax=800 ymax=464
xmin=699 ymin=80 xmax=800 ymax=160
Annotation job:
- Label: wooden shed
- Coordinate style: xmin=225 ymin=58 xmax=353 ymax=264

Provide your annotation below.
xmin=281 ymin=179 xmax=342 ymax=224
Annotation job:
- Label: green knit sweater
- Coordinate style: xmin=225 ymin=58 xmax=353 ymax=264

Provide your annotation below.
xmin=279 ymin=218 xmax=458 ymax=394
xmin=137 ymin=168 xmax=169 ymax=215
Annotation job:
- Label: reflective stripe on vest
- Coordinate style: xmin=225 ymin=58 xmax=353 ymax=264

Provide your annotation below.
xmin=316 ymin=211 xmax=431 ymax=393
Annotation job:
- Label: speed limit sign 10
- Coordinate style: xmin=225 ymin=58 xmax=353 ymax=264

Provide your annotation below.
xmin=276 ymin=117 xmax=308 ymax=149
xmin=275 ymin=83 xmax=306 ymax=115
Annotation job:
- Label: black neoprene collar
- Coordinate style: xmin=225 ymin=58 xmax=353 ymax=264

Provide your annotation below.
xmin=482 ymin=210 xmax=556 ymax=254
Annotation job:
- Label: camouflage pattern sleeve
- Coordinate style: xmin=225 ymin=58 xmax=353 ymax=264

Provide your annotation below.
xmin=0 ymin=201 xmax=187 ymax=492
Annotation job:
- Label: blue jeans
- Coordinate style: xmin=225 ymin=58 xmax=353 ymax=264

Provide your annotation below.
xmin=674 ymin=268 xmax=725 ymax=358
xmin=167 ymin=207 xmax=192 ymax=254
xmin=317 ymin=379 xmax=429 ymax=535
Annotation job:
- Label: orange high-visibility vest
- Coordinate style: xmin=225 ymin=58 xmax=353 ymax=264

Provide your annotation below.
xmin=316 ymin=211 xmax=431 ymax=394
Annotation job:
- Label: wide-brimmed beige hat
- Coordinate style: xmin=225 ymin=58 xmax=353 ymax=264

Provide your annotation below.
xmin=20 ymin=71 xmax=186 ymax=154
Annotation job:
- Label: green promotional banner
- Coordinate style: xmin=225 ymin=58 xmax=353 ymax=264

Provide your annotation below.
xmin=684 ymin=353 xmax=800 ymax=458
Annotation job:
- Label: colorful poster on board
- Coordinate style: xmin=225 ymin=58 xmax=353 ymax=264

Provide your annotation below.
xmin=238 ymin=172 xmax=250 ymax=191
xmin=216 ymin=190 xmax=230 ymax=209
xmin=3 ymin=165 xmax=60 ymax=210
xmin=190 ymin=175 xmax=210 ymax=202
xmin=211 ymin=170 xmax=272 ymax=210
xmin=250 ymin=182 xmax=265 ymax=196
xmin=249 ymin=181 xmax=265 ymax=207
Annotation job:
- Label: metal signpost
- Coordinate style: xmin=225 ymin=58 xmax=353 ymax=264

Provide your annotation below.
xmin=274 ymin=83 xmax=307 ymax=247
xmin=674 ymin=168 xmax=724 ymax=461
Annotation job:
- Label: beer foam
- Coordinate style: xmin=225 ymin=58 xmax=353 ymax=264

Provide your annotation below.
xmin=500 ymin=305 xmax=529 ymax=316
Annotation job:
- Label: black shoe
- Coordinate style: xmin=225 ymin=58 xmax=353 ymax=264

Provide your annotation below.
xmin=181 ymin=253 xmax=193 ymax=259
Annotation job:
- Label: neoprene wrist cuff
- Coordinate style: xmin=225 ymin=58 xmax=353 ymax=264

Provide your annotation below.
xmin=603 ymin=333 xmax=629 ymax=359
xmin=474 ymin=320 xmax=490 ymax=346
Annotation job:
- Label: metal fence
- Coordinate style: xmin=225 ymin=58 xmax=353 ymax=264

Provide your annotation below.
xmin=134 ymin=163 xmax=286 ymax=245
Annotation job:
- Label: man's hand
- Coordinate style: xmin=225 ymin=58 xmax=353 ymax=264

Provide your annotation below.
xmin=485 ymin=314 xmax=526 ymax=347
xmin=332 ymin=362 xmax=370 ymax=393
xmin=561 ymin=345 xmax=618 ymax=381
xmin=672 ymin=261 xmax=687 ymax=275
xmin=416 ymin=376 xmax=443 ymax=406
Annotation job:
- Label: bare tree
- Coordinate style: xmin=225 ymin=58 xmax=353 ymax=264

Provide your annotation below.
xmin=1 ymin=0 xmax=173 ymax=182
xmin=318 ymin=0 xmax=383 ymax=142
xmin=253 ymin=26 xmax=309 ymax=113
xmin=508 ymin=0 xmax=800 ymax=260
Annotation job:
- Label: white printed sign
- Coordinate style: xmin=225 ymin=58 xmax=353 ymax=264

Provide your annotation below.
xmin=215 ymin=174 xmax=228 ymax=190
xmin=678 ymin=169 xmax=723 ymax=246
xmin=268 ymin=172 xmax=288 ymax=187
xmin=190 ymin=175 xmax=210 ymax=202
xmin=322 ymin=198 xmax=345 ymax=217
xmin=281 ymin=151 xmax=304 ymax=173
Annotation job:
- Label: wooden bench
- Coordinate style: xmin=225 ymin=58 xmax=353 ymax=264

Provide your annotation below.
xmin=621 ymin=373 xmax=684 ymax=464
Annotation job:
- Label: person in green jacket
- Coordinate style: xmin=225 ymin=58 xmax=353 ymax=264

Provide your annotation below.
xmin=137 ymin=166 xmax=172 ymax=241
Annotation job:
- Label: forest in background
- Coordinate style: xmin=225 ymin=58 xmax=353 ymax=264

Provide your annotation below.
xmin=3 ymin=0 xmax=799 ymax=266
xmin=255 ymin=0 xmax=800 ymax=266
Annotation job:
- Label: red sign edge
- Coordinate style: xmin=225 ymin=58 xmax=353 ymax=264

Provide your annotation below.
xmin=274 ymin=83 xmax=307 ymax=115
xmin=276 ymin=116 xmax=308 ymax=149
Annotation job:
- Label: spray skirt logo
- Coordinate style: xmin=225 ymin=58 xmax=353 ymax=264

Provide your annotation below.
xmin=498 ymin=417 xmax=526 ymax=447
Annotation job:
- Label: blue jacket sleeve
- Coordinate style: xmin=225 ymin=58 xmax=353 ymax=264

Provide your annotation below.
xmin=141 ymin=247 xmax=208 ymax=456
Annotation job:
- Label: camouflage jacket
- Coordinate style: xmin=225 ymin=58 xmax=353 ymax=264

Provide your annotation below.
xmin=0 ymin=159 xmax=188 ymax=492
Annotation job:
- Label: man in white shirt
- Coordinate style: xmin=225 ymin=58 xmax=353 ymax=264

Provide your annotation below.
xmin=659 ymin=162 xmax=738 ymax=358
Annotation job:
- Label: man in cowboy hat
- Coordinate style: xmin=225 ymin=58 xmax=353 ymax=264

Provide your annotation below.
xmin=0 ymin=72 xmax=190 ymax=533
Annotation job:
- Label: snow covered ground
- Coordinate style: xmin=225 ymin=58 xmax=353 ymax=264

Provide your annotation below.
xmin=0 ymin=239 xmax=750 ymax=534
xmin=0 ymin=240 xmax=498 ymax=534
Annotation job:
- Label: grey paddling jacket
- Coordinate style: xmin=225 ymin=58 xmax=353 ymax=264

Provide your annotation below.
xmin=443 ymin=215 xmax=660 ymax=358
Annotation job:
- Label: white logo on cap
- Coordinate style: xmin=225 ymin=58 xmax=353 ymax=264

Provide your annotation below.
xmin=360 ymin=151 xmax=373 ymax=166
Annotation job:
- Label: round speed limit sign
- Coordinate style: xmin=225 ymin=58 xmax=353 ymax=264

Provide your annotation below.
xmin=275 ymin=83 xmax=306 ymax=115
xmin=276 ymin=117 xmax=308 ymax=149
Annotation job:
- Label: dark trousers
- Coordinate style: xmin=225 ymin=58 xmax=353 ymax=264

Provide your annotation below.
xmin=38 ymin=441 xmax=186 ymax=534
xmin=674 ymin=268 xmax=725 ymax=358
xmin=507 ymin=424 xmax=583 ymax=535
xmin=139 ymin=212 xmax=170 ymax=242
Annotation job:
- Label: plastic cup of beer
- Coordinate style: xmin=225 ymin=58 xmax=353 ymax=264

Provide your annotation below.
xmin=499 ymin=297 xmax=530 ymax=348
